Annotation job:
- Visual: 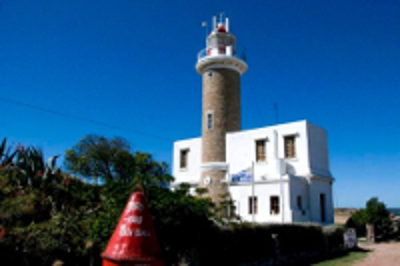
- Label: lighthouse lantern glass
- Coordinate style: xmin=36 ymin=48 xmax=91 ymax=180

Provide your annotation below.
xmin=206 ymin=15 xmax=236 ymax=57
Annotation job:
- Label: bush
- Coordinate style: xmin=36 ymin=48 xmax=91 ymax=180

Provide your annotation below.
xmin=346 ymin=213 xmax=366 ymax=237
xmin=323 ymin=224 xmax=345 ymax=249
xmin=184 ymin=222 xmax=341 ymax=265
xmin=348 ymin=198 xmax=390 ymax=238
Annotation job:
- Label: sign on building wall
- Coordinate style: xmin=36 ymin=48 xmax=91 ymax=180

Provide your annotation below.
xmin=231 ymin=168 xmax=252 ymax=183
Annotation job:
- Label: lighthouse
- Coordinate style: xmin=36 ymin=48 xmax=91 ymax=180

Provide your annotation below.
xmin=196 ymin=14 xmax=248 ymax=205
xmin=173 ymin=15 xmax=334 ymax=225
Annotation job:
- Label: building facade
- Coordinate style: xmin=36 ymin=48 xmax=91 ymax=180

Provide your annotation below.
xmin=172 ymin=15 xmax=334 ymax=224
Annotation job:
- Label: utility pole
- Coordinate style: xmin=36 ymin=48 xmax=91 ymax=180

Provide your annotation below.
xmin=251 ymin=161 xmax=255 ymax=224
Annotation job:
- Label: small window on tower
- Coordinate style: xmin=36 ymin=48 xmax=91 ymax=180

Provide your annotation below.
xmin=207 ymin=112 xmax=213 ymax=130
xmin=180 ymin=149 xmax=189 ymax=170
xmin=207 ymin=71 xmax=213 ymax=77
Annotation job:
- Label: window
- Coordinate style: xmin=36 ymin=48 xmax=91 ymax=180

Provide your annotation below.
xmin=320 ymin=193 xmax=326 ymax=222
xmin=297 ymin=195 xmax=302 ymax=210
xmin=248 ymin=196 xmax=258 ymax=214
xmin=284 ymin=135 xmax=296 ymax=158
xmin=255 ymin=139 xmax=266 ymax=162
xmin=207 ymin=112 xmax=213 ymax=130
xmin=207 ymin=71 xmax=213 ymax=77
xmin=270 ymin=196 xmax=280 ymax=215
xmin=180 ymin=149 xmax=189 ymax=169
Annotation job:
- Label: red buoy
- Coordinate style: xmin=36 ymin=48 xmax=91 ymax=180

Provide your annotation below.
xmin=101 ymin=191 xmax=164 ymax=266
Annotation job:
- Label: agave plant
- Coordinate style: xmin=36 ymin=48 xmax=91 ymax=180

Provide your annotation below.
xmin=10 ymin=147 xmax=62 ymax=188
xmin=0 ymin=138 xmax=18 ymax=168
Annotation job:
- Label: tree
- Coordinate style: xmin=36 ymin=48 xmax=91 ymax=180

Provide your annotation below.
xmin=364 ymin=197 xmax=390 ymax=226
xmin=351 ymin=197 xmax=390 ymax=226
xmin=349 ymin=197 xmax=390 ymax=242
xmin=65 ymin=135 xmax=173 ymax=186
xmin=1 ymin=135 xmax=217 ymax=265
xmin=64 ymin=135 xmax=133 ymax=184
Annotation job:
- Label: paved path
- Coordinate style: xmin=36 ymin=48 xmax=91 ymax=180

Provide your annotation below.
xmin=354 ymin=242 xmax=400 ymax=266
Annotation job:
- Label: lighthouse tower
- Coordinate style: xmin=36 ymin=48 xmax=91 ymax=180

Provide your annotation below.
xmin=196 ymin=14 xmax=247 ymax=205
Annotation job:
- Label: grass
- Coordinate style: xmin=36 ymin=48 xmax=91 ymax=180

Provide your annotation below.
xmin=312 ymin=249 xmax=369 ymax=266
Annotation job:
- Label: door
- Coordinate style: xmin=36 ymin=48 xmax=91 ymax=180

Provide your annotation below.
xmin=320 ymin=193 xmax=326 ymax=223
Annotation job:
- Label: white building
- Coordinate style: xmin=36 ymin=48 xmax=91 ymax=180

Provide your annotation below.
xmin=173 ymin=120 xmax=334 ymax=224
xmin=172 ymin=14 xmax=334 ymax=224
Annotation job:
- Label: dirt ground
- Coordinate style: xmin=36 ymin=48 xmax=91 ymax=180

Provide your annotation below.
xmin=334 ymin=213 xmax=351 ymax=225
xmin=354 ymin=241 xmax=400 ymax=266
xmin=334 ymin=208 xmax=356 ymax=225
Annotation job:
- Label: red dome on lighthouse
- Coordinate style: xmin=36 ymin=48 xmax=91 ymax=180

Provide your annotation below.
xmin=217 ymin=23 xmax=226 ymax=32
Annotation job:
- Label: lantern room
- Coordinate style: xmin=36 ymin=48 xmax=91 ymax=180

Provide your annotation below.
xmin=196 ymin=13 xmax=248 ymax=74
xmin=206 ymin=14 xmax=236 ymax=57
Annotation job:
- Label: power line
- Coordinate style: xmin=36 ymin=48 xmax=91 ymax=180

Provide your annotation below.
xmin=0 ymin=96 xmax=172 ymax=142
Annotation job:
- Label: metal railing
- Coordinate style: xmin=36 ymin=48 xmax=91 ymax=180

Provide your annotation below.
xmin=197 ymin=47 xmax=247 ymax=62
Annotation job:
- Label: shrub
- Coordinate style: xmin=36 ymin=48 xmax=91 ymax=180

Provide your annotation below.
xmin=189 ymin=222 xmax=333 ymax=265
xmin=348 ymin=198 xmax=390 ymax=238
xmin=323 ymin=224 xmax=345 ymax=249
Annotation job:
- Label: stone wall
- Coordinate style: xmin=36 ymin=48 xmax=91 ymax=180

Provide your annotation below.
xmin=201 ymin=68 xmax=240 ymax=163
xmin=201 ymin=68 xmax=241 ymax=204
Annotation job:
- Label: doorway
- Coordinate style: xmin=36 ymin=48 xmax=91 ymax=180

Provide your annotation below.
xmin=320 ymin=193 xmax=326 ymax=222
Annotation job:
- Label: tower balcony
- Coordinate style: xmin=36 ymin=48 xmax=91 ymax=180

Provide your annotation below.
xmin=196 ymin=47 xmax=248 ymax=75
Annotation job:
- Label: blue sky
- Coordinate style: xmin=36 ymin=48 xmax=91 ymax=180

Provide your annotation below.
xmin=1 ymin=1 xmax=399 ymax=208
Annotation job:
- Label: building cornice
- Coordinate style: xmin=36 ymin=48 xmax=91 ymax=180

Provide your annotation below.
xmin=201 ymin=162 xmax=229 ymax=171
xmin=196 ymin=56 xmax=248 ymax=74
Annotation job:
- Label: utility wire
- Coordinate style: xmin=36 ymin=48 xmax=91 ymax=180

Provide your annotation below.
xmin=0 ymin=96 xmax=172 ymax=142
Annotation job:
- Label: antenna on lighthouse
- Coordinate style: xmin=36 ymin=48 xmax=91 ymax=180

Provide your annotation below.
xmin=202 ymin=21 xmax=208 ymax=42
xmin=213 ymin=15 xmax=217 ymax=29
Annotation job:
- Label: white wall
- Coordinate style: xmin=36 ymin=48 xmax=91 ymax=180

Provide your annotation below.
xmin=172 ymin=120 xmax=332 ymax=185
xmin=229 ymin=179 xmax=292 ymax=223
xmin=308 ymin=179 xmax=334 ymax=224
xmin=172 ymin=138 xmax=202 ymax=186
xmin=289 ymin=178 xmax=310 ymax=222
xmin=307 ymin=122 xmax=332 ymax=178
xmin=171 ymin=120 xmax=335 ymax=225
xmin=227 ymin=120 xmax=310 ymax=179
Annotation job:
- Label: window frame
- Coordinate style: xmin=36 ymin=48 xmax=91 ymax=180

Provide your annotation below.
xmin=270 ymin=196 xmax=280 ymax=215
xmin=284 ymin=134 xmax=296 ymax=159
xmin=206 ymin=111 xmax=213 ymax=131
xmin=255 ymin=139 xmax=266 ymax=162
xmin=248 ymin=196 xmax=258 ymax=214
xmin=179 ymin=149 xmax=189 ymax=170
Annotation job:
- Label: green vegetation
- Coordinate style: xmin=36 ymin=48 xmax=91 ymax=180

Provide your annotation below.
xmin=350 ymin=198 xmax=390 ymax=226
xmin=347 ymin=197 xmax=390 ymax=239
xmin=0 ymin=136 xmax=215 ymax=265
xmin=312 ymin=249 xmax=369 ymax=266
xmin=0 ymin=135 xmax=347 ymax=265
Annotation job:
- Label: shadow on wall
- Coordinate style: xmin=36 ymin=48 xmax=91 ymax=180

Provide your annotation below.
xmin=286 ymin=163 xmax=296 ymax=175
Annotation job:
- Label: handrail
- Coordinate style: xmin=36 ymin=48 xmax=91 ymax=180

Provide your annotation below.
xmin=197 ymin=47 xmax=247 ymax=62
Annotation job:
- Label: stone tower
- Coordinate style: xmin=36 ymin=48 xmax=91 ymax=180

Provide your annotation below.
xmin=196 ymin=14 xmax=247 ymax=205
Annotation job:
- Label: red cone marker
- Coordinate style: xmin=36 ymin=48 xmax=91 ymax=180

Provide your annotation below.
xmin=102 ymin=191 xmax=164 ymax=266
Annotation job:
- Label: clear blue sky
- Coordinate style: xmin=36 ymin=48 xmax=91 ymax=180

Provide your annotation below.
xmin=1 ymin=1 xmax=399 ymax=208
